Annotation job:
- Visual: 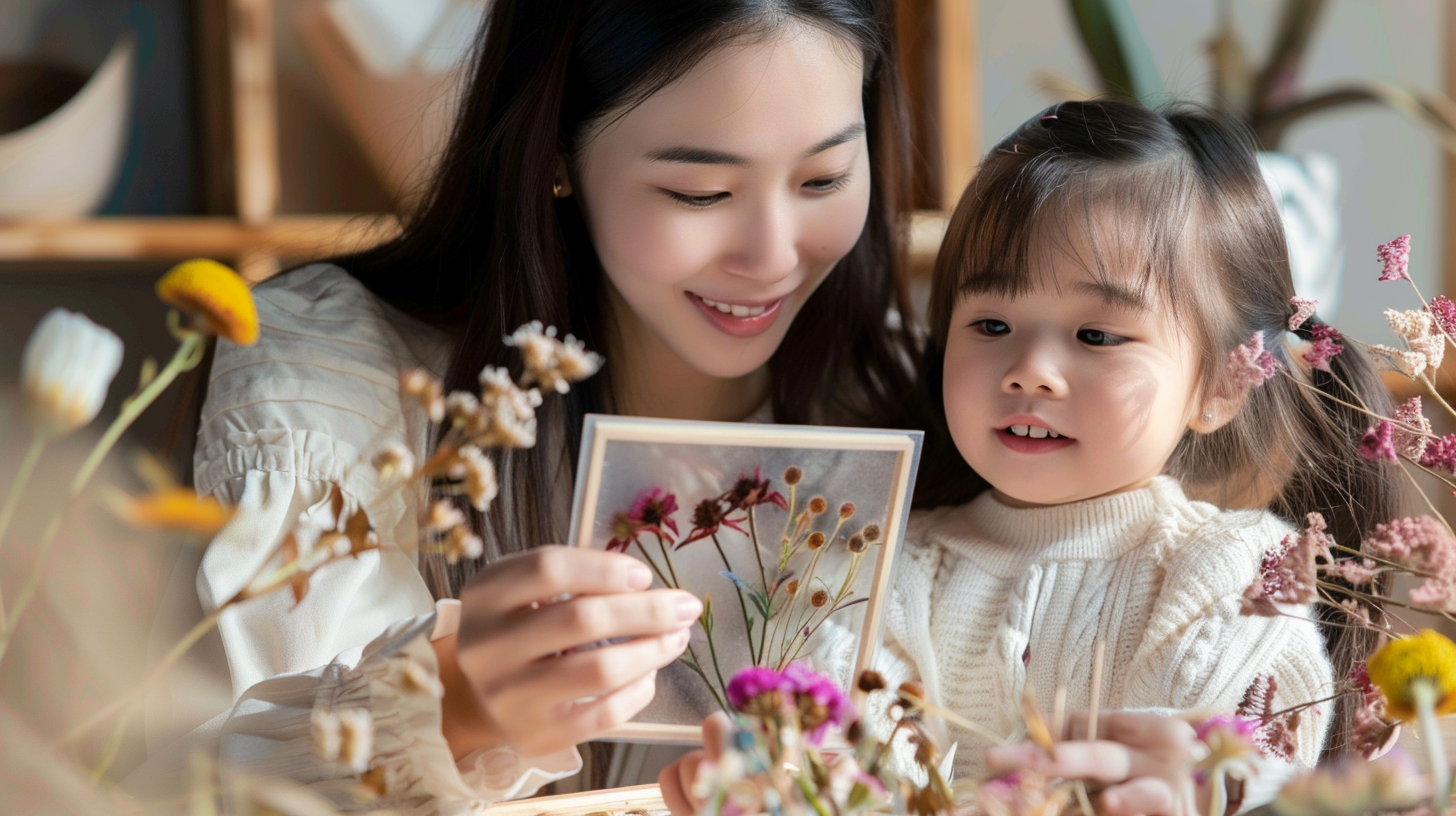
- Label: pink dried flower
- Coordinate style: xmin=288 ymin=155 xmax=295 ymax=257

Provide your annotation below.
xmin=1369 ymin=344 xmax=1428 ymax=378
xmin=1363 ymin=517 xmax=1456 ymax=612
xmin=1351 ymin=703 xmax=1398 ymax=760
xmin=727 ymin=666 xmax=788 ymax=711
xmin=1377 ymin=234 xmax=1411 ymax=282
xmin=1339 ymin=598 xmax=1372 ymax=627
xmin=1226 ymin=332 xmax=1279 ymax=389
xmin=1242 ymin=514 xmax=1329 ymax=614
xmin=1289 ymin=297 xmax=1318 ymax=331
xmin=1323 ymin=558 xmax=1377 ymax=585
xmin=1302 ymin=325 xmax=1344 ymax=372
xmin=1392 ymin=397 xmax=1432 ymax=460
xmin=1431 ymin=295 xmax=1456 ymax=336
xmin=1420 ymin=434 xmax=1456 ymax=473
xmin=1358 ymin=422 xmax=1398 ymax=462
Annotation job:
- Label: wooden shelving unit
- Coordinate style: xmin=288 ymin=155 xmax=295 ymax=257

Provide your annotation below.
xmin=0 ymin=0 xmax=971 ymax=282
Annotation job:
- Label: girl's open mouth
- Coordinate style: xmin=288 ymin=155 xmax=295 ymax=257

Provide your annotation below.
xmin=995 ymin=424 xmax=1076 ymax=454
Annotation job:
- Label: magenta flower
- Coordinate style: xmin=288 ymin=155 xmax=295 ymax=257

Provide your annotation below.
xmin=1226 ymin=332 xmax=1278 ymax=389
xmin=677 ymin=497 xmax=748 ymax=548
xmin=1288 ymin=297 xmax=1318 ymax=331
xmin=1378 ymin=234 xmax=1411 ymax=282
xmin=725 ymin=663 xmax=851 ymax=745
xmin=606 ymin=487 xmax=681 ymax=552
xmin=1420 ymin=433 xmax=1456 ymax=474
xmin=1358 ymin=421 xmax=1398 ymax=462
xmin=726 ymin=666 xmax=789 ymax=710
xmin=1431 ymin=295 xmax=1456 ymax=337
xmin=723 ymin=467 xmax=789 ymax=513
xmin=1301 ymin=325 xmax=1343 ymax=372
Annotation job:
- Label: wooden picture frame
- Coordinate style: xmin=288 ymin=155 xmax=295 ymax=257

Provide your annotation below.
xmin=483 ymin=784 xmax=667 ymax=816
xmin=567 ymin=416 xmax=923 ymax=744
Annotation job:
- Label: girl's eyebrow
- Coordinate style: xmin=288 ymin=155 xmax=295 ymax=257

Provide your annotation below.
xmin=644 ymin=122 xmax=866 ymax=167
xmin=1072 ymin=279 xmax=1148 ymax=312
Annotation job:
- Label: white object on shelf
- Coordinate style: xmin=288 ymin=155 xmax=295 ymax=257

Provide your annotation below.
xmin=0 ymin=34 xmax=135 ymax=218
xmin=323 ymin=0 xmax=484 ymax=76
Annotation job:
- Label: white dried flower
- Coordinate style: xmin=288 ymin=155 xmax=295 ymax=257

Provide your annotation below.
xmin=537 ymin=334 xmax=604 ymax=394
xmin=371 ymin=442 xmax=415 ymax=482
xmin=456 ymin=445 xmax=499 ymax=512
xmin=504 ymin=321 xmax=558 ymax=372
xmin=1385 ymin=308 xmax=1434 ymax=343
xmin=390 ymin=656 xmax=445 ymax=699
xmin=21 ymin=308 xmax=124 ymax=437
xmin=445 ymin=525 xmax=485 ymax=564
xmin=1370 ymin=344 xmax=1428 ymax=378
xmin=312 ymin=708 xmax=374 ymax=774
xmin=425 ymin=499 xmax=467 ymax=533
xmin=478 ymin=365 xmax=516 ymax=399
xmin=1409 ymin=333 xmax=1445 ymax=371
xmin=400 ymin=368 xmax=445 ymax=423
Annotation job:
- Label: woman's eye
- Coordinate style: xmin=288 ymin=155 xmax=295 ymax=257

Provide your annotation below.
xmin=803 ymin=173 xmax=852 ymax=194
xmin=971 ymin=319 xmax=1010 ymax=337
xmin=1077 ymin=328 xmax=1126 ymax=346
xmin=665 ymin=190 xmax=730 ymax=208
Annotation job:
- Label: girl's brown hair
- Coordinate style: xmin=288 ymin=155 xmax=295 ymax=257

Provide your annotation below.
xmin=919 ymin=99 xmax=1398 ymax=759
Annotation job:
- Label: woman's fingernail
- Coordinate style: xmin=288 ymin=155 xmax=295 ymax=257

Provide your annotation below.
xmin=676 ymin=594 xmax=704 ymax=623
xmin=669 ymin=628 xmax=691 ymax=650
xmin=626 ymin=565 xmax=653 ymax=590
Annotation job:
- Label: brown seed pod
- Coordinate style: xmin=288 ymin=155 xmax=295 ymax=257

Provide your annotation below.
xmin=811 ymin=589 xmax=829 ymax=607
xmin=786 ymin=580 xmax=800 ymax=596
xmin=808 ymin=496 xmax=827 ymax=514
xmin=846 ymin=719 xmax=864 ymax=742
xmin=897 ymin=680 xmax=926 ymax=707
xmin=860 ymin=524 xmax=881 ymax=542
xmin=839 ymin=501 xmax=856 ymax=519
xmin=847 ymin=534 xmax=867 ymax=553
xmin=857 ymin=670 xmax=887 ymax=692
xmin=783 ymin=466 xmax=803 ymax=486
xmin=807 ymin=531 xmax=826 ymax=550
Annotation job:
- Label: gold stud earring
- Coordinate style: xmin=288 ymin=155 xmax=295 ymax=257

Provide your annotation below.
xmin=552 ymin=178 xmax=569 ymax=198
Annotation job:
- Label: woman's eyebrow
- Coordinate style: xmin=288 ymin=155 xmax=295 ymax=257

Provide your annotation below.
xmin=644 ymin=122 xmax=866 ymax=167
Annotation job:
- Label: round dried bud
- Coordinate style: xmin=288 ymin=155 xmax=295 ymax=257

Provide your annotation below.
xmin=847 ymin=534 xmax=867 ymax=553
xmin=811 ymin=589 xmax=829 ymax=608
xmin=783 ymin=466 xmax=803 ymax=486
xmin=786 ymin=579 xmax=800 ymax=596
xmin=914 ymin=733 xmax=936 ymax=766
xmin=807 ymin=532 xmax=826 ymax=550
xmin=839 ymin=502 xmax=856 ymax=519
xmin=845 ymin=719 xmax=864 ymax=743
xmin=857 ymin=670 xmax=887 ymax=692
xmin=861 ymin=524 xmax=881 ymax=542
xmin=808 ymin=496 xmax=827 ymax=514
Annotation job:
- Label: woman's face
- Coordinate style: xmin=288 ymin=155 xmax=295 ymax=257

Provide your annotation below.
xmin=574 ymin=22 xmax=871 ymax=381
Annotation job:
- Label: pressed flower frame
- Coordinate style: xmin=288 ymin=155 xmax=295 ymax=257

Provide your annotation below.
xmin=568 ymin=416 xmax=922 ymax=744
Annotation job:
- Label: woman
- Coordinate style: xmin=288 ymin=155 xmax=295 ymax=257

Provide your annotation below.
xmin=135 ymin=0 xmax=920 ymax=809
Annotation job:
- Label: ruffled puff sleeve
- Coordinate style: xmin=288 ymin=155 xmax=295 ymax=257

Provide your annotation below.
xmin=133 ymin=267 xmax=580 ymax=811
xmin=1122 ymin=510 xmax=1335 ymax=810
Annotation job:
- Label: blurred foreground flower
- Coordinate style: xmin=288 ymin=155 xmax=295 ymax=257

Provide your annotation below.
xmin=155 ymin=258 xmax=259 ymax=345
xmin=21 ymin=308 xmax=123 ymax=438
xmin=104 ymin=486 xmax=234 ymax=536
xmin=1367 ymin=629 xmax=1456 ymax=810
xmin=1271 ymin=752 xmax=1425 ymax=816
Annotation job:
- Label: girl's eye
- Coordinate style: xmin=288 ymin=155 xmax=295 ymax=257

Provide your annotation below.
xmin=1077 ymin=328 xmax=1127 ymax=347
xmin=803 ymin=173 xmax=852 ymax=194
xmin=665 ymin=190 xmax=730 ymax=208
xmin=971 ymin=319 xmax=1010 ymax=337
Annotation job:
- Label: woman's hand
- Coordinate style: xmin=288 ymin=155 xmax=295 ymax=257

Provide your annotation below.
xmin=659 ymin=712 xmax=734 ymax=816
xmin=984 ymin=711 xmax=1209 ymax=816
xmin=446 ymin=546 xmax=702 ymax=757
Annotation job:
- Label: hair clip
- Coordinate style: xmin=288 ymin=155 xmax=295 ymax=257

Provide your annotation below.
xmin=1039 ymin=114 xmax=1058 ymax=125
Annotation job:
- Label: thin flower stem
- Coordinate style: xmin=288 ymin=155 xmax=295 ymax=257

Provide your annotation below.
xmin=0 ymin=433 xmax=47 ymax=555
xmin=899 ymin=689 xmax=1010 ymax=746
xmin=1414 ymin=680 xmax=1450 ymax=812
xmin=88 ymin=703 xmax=138 ymax=781
xmin=700 ymin=614 xmax=731 ymax=707
xmin=630 ymin=537 xmax=672 ymax=589
xmin=655 ymin=535 xmax=681 ymax=589
xmin=1395 ymin=459 xmax=1456 ymax=539
xmin=0 ymin=333 xmax=205 ymax=665
xmin=681 ymin=645 xmax=728 ymax=711
xmin=748 ymin=508 xmax=769 ymax=664
xmin=710 ymin=532 xmax=757 ymax=662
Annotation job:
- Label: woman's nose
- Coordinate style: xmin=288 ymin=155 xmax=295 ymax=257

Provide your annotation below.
xmin=1001 ymin=342 xmax=1069 ymax=398
xmin=723 ymin=199 xmax=799 ymax=281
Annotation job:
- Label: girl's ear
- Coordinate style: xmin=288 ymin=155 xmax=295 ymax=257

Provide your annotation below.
xmin=1188 ymin=381 xmax=1246 ymax=434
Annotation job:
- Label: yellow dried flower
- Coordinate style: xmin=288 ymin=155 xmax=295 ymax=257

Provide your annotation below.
xmin=109 ymin=486 xmax=234 ymax=536
xmin=1367 ymin=629 xmax=1456 ymax=721
xmin=155 ymin=259 xmax=258 ymax=345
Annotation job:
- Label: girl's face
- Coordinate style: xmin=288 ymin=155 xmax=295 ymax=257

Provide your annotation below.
xmin=941 ymin=229 xmax=1207 ymax=507
xmin=574 ymin=22 xmax=871 ymax=381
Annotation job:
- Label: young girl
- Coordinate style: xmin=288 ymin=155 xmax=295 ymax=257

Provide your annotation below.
xmin=662 ymin=100 xmax=1397 ymax=815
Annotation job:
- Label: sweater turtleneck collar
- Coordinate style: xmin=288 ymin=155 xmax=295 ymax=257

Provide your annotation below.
xmin=930 ymin=476 xmax=1185 ymax=574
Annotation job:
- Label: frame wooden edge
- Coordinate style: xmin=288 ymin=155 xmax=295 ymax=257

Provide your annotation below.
xmin=483 ymin=783 xmax=667 ymax=816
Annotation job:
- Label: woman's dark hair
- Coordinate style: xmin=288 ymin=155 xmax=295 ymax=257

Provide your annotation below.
xmin=323 ymin=0 xmax=916 ymax=597
xmin=919 ymin=99 xmax=1399 ymax=760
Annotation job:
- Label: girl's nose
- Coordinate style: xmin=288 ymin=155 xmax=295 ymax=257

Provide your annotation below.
xmin=1001 ymin=344 xmax=1069 ymax=398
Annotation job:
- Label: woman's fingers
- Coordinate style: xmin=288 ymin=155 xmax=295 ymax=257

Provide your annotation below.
xmin=985 ymin=741 xmax=1130 ymax=782
xmin=1064 ymin=710 xmax=1199 ymax=753
xmin=514 ymin=628 xmax=691 ymax=700
xmin=459 ymin=546 xmax=654 ymax=614
xmin=502 ymin=668 xmax=660 ymax=756
xmin=491 ymin=588 xmax=701 ymax=661
xmin=701 ymin=711 xmax=735 ymax=762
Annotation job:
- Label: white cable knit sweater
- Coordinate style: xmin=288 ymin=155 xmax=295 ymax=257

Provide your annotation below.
xmin=813 ymin=476 xmax=1334 ymax=808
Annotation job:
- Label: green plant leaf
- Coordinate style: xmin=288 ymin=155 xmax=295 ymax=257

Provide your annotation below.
xmin=1253 ymin=0 xmax=1328 ymax=115
xmin=1252 ymin=81 xmax=1456 ymax=155
xmin=1066 ymin=0 xmax=1163 ymax=102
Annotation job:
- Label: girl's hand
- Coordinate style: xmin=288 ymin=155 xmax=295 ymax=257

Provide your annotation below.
xmin=659 ymin=712 xmax=734 ymax=816
xmin=984 ymin=711 xmax=1209 ymax=816
xmin=448 ymin=546 xmax=702 ymax=757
